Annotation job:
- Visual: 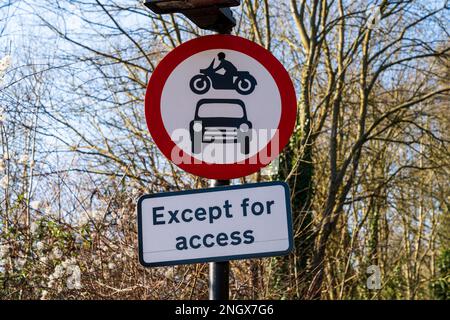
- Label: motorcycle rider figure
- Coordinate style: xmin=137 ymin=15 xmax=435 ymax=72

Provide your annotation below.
xmin=189 ymin=52 xmax=257 ymax=95
xmin=213 ymin=52 xmax=238 ymax=86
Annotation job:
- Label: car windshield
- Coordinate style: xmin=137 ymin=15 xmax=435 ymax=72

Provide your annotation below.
xmin=197 ymin=103 xmax=244 ymax=118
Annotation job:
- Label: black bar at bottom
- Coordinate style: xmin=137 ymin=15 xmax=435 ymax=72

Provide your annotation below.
xmin=209 ymin=179 xmax=230 ymax=300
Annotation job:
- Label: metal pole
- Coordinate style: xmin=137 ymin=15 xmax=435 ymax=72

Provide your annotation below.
xmin=207 ymin=18 xmax=233 ymax=301
xmin=209 ymin=179 xmax=230 ymax=300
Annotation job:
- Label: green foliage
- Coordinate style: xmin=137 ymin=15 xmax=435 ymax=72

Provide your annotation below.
xmin=430 ymin=249 xmax=450 ymax=300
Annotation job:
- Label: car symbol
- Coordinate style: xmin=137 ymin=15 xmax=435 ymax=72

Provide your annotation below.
xmin=190 ymin=99 xmax=252 ymax=155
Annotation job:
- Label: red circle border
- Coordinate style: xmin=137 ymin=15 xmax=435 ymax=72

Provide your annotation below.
xmin=145 ymin=35 xmax=297 ymax=179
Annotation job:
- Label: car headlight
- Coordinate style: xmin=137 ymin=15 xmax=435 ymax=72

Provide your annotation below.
xmin=193 ymin=122 xmax=202 ymax=132
xmin=239 ymin=123 xmax=249 ymax=133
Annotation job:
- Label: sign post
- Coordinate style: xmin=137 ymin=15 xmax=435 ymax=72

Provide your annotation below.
xmin=209 ymin=256 xmax=230 ymax=300
xmin=141 ymin=1 xmax=297 ymax=302
xmin=209 ymin=179 xmax=230 ymax=300
xmin=209 ymin=25 xmax=231 ymax=302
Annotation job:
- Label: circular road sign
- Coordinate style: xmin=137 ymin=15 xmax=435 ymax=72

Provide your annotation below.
xmin=145 ymin=34 xmax=297 ymax=179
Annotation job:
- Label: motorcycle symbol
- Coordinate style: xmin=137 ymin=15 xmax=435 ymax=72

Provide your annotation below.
xmin=189 ymin=53 xmax=257 ymax=95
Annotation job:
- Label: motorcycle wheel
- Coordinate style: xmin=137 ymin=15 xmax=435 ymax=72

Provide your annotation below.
xmin=235 ymin=76 xmax=256 ymax=95
xmin=190 ymin=75 xmax=211 ymax=95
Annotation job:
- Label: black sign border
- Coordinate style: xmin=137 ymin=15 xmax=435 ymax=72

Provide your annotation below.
xmin=137 ymin=181 xmax=293 ymax=267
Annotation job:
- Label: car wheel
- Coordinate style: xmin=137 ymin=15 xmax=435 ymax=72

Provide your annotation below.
xmin=192 ymin=133 xmax=202 ymax=154
xmin=241 ymin=136 xmax=250 ymax=155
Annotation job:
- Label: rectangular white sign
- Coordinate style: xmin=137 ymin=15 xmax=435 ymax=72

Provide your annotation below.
xmin=137 ymin=182 xmax=293 ymax=267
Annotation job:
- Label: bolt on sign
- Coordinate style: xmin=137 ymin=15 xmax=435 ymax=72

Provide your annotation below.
xmin=145 ymin=34 xmax=297 ymax=179
xmin=137 ymin=182 xmax=293 ymax=267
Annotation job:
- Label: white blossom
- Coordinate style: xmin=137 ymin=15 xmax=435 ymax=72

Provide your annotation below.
xmin=52 ymin=247 xmax=63 ymax=259
xmin=36 ymin=241 xmax=45 ymax=251
xmin=66 ymin=264 xmax=82 ymax=290
xmin=0 ymin=55 xmax=11 ymax=87
xmin=78 ymin=210 xmax=103 ymax=225
xmin=74 ymin=234 xmax=83 ymax=244
xmin=0 ymin=55 xmax=11 ymax=73
xmin=78 ymin=212 xmax=90 ymax=225
xmin=47 ymin=279 xmax=55 ymax=288
xmin=0 ymin=159 xmax=5 ymax=171
xmin=73 ymin=280 xmax=82 ymax=290
xmin=61 ymin=259 xmax=70 ymax=269
xmin=30 ymin=222 xmax=39 ymax=234
xmin=131 ymin=188 xmax=140 ymax=197
xmin=39 ymin=256 xmax=48 ymax=264
xmin=18 ymin=154 xmax=29 ymax=164
xmin=16 ymin=258 xmax=26 ymax=268
xmin=45 ymin=206 xmax=59 ymax=219
xmin=125 ymin=248 xmax=134 ymax=257
xmin=164 ymin=268 xmax=174 ymax=279
xmin=0 ymin=175 xmax=9 ymax=189
xmin=48 ymin=259 xmax=83 ymax=290
xmin=53 ymin=264 xmax=65 ymax=279
xmin=40 ymin=290 xmax=49 ymax=300
xmin=91 ymin=210 xmax=104 ymax=222
xmin=0 ymin=244 xmax=10 ymax=258
xmin=107 ymin=262 xmax=116 ymax=270
xmin=61 ymin=257 xmax=76 ymax=268
xmin=30 ymin=200 xmax=41 ymax=210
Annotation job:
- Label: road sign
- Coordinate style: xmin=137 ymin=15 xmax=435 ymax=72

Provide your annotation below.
xmin=137 ymin=182 xmax=293 ymax=267
xmin=145 ymin=34 xmax=297 ymax=179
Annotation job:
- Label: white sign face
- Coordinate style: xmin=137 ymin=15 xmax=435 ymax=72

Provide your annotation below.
xmin=160 ymin=49 xmax=282 ymax=164
xmin=137 ymin=182 xmax=293 ymax=267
